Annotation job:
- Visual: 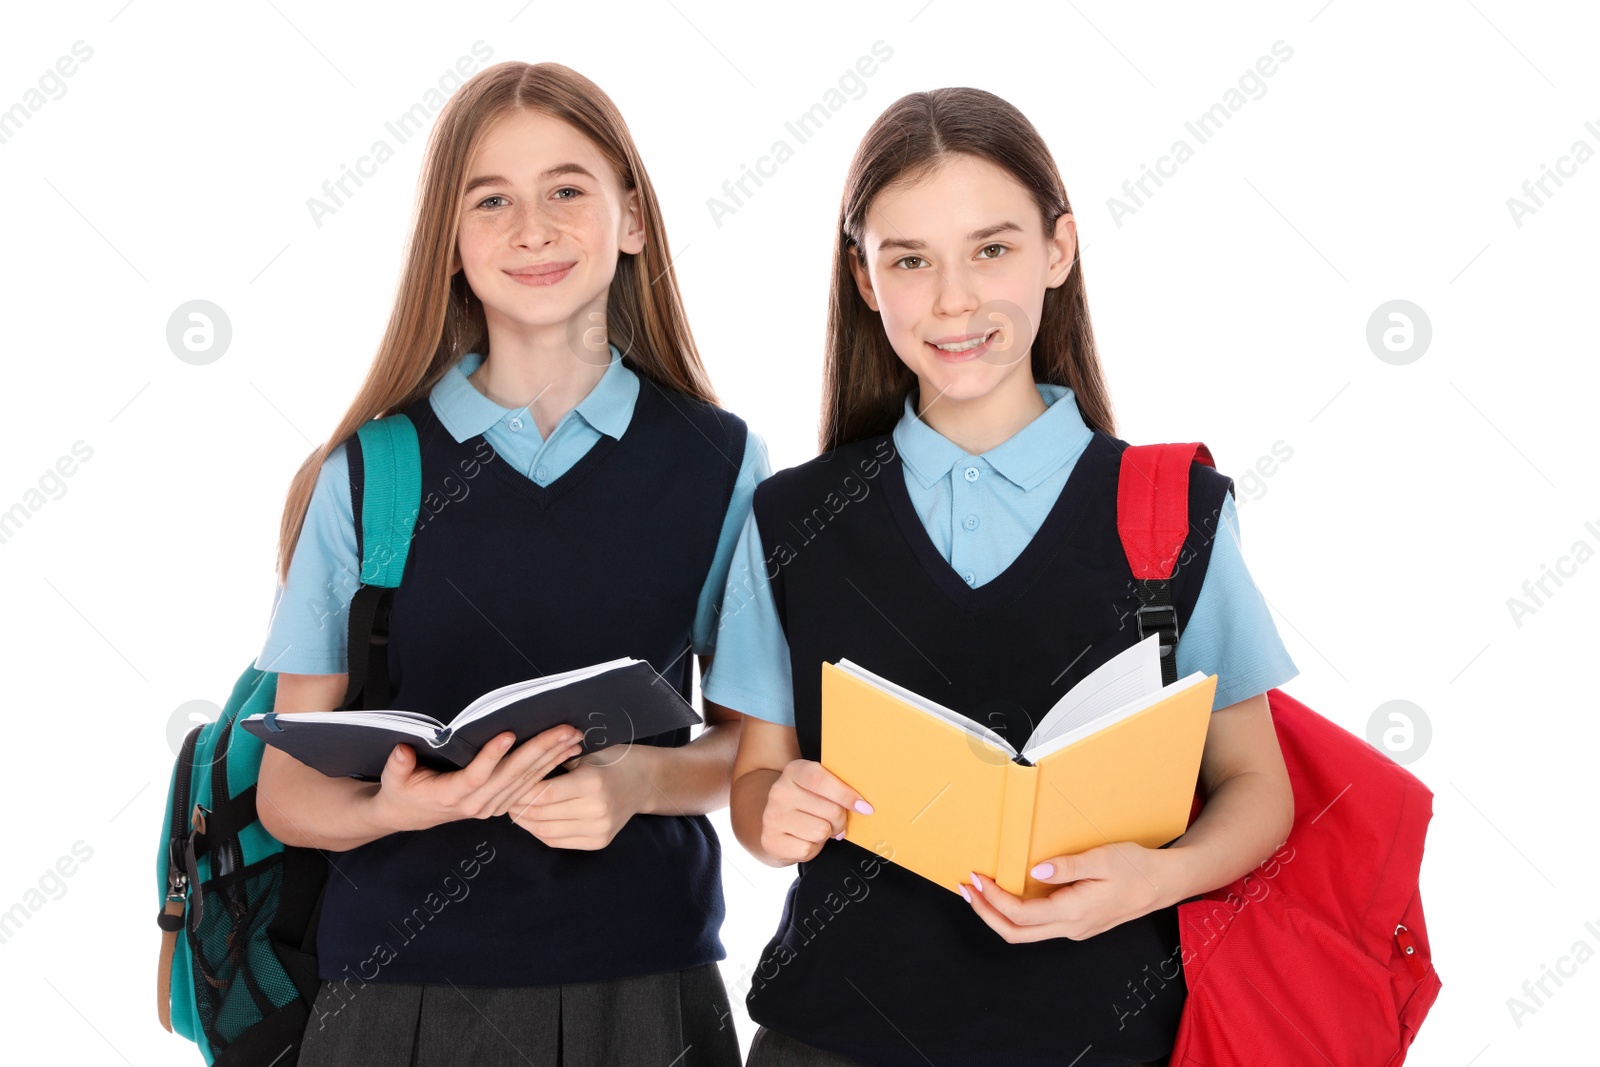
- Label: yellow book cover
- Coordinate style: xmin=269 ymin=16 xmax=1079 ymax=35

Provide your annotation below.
xmin=820 ymin=634 xmax=1215 ymax=900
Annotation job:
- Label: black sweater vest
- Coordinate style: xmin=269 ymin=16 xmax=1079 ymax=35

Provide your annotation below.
xmin=316 ymin=363 xmax=748 ymax=987
xmin=745 ymin=429 xmax=1232 ymax=1067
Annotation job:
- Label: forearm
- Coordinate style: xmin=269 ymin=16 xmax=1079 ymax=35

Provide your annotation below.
xmin=1158 ymin=768 xmax=1294 ymax=907
xmin=633 ymin=719 xmax=743 ymax=817
xmin=256 ymin=750 xmax=400 ymax=852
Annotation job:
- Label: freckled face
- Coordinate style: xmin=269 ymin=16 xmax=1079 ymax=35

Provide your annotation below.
xmin=453 ymin=109 xmax=644 ymax=335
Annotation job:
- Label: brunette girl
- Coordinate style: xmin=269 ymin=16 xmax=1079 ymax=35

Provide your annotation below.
xmin=710 ymin=88 xmax=1297 ymax=1067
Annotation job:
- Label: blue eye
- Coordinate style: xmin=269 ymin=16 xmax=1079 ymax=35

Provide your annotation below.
xmin=477 ymin=195 xmax=507 ymax=209
xmin=553 ymin=187 xmax=581 ymax=200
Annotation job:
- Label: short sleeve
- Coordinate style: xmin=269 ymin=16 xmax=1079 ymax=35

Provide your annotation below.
xmin=692 ymin=430 xmax=773 ymax=656
xmin=1174 ymin=492 xmax=1299 ymax=710
xmin=700 ymin=508 xmax=796 ymax=725
xmin=255 ymin=443 xmax=361 ymax=675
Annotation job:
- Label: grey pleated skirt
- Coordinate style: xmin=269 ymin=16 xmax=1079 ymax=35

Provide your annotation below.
xmin=297 ymin=962 xmax=741 ymax=1067
xmin=745 ymin=1024 xmax=1172 ymax=1067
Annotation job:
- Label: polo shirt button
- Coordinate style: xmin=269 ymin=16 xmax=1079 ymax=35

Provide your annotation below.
xmin=534 ymin=465 xmax=549 ymax=482
xmin=509 ymin=417 xmax=523 ymax=432
xmin=963 ymin=466 xmax=980 ymax=482
xmin=963 ymin=515 xmax=979 ymax=531
xmin=962 ymin=570 xmax=976 ymax=585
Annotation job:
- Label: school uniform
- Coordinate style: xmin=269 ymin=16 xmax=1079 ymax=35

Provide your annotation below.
xmin=703 ymin=383 xmax=1297 ymax=1067
xmin=258 ymin=345 xmax=768 ymax=1067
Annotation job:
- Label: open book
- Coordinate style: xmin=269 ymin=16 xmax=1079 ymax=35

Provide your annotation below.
xmin=821 ymin=634 xmax=1215 ymax=899
xmin=242 ymin=658 xmax=701 ymax=780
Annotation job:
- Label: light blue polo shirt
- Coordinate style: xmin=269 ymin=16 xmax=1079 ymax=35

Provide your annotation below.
xmin=257 ymin=345 xmax=770 ymax=675
xmin=701 ymin=383 xmax=1298 ymax=725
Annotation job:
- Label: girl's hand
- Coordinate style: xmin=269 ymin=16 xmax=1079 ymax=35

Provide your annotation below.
xmin=961 ymin=841 xmax=1169 ymax=942
xmin=761 ymin=758 xmax=871 ymax=865
xmin=506 ymin=745 xmax=653 ymax=850
xmin=371 ymin=725 xmax=584 ymax=834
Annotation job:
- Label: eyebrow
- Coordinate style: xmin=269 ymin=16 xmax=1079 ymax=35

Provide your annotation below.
xmin=463 ymin=163 xmax=599 ymax=198
xmin=875 ymin=221 xmax=1026 ymax=254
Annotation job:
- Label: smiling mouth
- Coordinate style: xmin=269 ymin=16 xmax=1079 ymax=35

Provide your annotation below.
xmin=930 ymin=329 xmax=999 ymax=354
xmin=506 ymin=262 xmax=575 ymax=286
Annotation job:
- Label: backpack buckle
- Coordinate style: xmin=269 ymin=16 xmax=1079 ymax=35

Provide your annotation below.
xmin=1133 ymin=580 xmax=1180 ymax=684
xmin=1135 ymin=602 xmax=1178 ymax=641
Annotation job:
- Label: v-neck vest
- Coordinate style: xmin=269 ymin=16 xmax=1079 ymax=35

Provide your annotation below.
xmin=316 ymin=363 xmax=748 ymax=987
xmin=746 ymin=429 xmax=1233 ymax=1067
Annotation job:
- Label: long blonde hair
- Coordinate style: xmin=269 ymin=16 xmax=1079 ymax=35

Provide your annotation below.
xmin=820 ymin=87 xmax=1114 ymax=452
xmin=274 ymin=61 xmax=717 ymax=582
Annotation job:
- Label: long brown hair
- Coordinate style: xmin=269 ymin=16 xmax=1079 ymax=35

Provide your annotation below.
xmin=274 ymin=61 xmax=717 ymax=582
xmin=820 ymin=87 xmax=1114 ymax=452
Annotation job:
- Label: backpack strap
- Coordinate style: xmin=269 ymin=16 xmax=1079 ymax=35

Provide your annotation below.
xmin=340 ymin=414 xmax=422 ymax=712
xmin=1115 ymin=442 xmax=1216 ymax=687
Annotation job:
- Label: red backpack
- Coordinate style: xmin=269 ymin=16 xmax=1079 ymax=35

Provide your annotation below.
xmin=1117 ymin=442 xmax=1442 ymax=1067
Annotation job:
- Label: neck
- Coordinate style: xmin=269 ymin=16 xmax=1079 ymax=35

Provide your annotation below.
xmin=471 ymin=304 xmax=613 ymax=435
xmin=914 ymin=370 xmax=1048 ymax=454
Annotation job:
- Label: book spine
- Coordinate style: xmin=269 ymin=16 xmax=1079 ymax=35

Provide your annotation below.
xmin=995 ymin=762 xmax=1041 ymax=897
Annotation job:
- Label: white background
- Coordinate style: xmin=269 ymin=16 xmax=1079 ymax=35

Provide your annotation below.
xmin=1 ymin=1 xmax=1595 ymax=1064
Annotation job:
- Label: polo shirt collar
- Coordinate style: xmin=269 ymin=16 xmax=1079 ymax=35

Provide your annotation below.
xmin=430 ymin=343 xmax=637 ymax=444
xmin=893 ymin=382 xmax=1092 ymax=492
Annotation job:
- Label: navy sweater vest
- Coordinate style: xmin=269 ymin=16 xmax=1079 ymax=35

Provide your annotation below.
xmin=316 ymin=363 xmax=748 ymax=987
xmin=745 ymin=430 xmax=1233 ymax=1067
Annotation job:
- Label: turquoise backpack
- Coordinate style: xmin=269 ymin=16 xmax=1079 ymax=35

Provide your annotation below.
xmin=156 ymin=414 xmax=421 ymax=1065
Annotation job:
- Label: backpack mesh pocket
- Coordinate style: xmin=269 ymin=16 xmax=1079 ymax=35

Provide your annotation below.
xmin=187 ymin=855 xmax=300 ymax=1057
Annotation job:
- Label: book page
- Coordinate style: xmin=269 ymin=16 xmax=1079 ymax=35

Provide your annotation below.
xmin=1023 ymin=671 xmax=1210 ymax=762
xmin=835 ymin=659 xmax=1016 ymax=758
xmin=1026 ymin=634 xmax=1164 ymax=751
xmin=453 ymin=657 xmax=640 ymax=726
xmin=250 ymin=710 xmax=448 ymax=742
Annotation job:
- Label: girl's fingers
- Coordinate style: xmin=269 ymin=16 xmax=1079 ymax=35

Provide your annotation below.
xmin=452 ymin=733 xmax=516 ymax=792
xmin=776 ymin=774 xmax=852 ymax=832
xmin=507 ymin=790 xmax=590 ymax=819
xmin=481 ymin=736 xmax=583 ymax=814
xmin=785 ymin=791 xmax=848 ymax=835
xmin=379 ymin=742 xmax=417 ymax=786
xmin=792 ymin=760 xmax=871 ymax=816
xmin=489 ymin=770 xmax=568 ymax=818
xmin=774 ymin=807 xmax=837 ymax=845
xmin=486 ymin=725 xmax=581 ymax=781
xmin=962 ymin=876 xmax=1028 ymax=941
xmin=510 ymin=807 xmax=589 ymax=831
xmin=776 ymin=830 xmax=828 ymax=862
xmin=500 ymin=772 xmax=590 ymax=820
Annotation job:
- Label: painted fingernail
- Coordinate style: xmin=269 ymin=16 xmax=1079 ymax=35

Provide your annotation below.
xmin=970 ymin=872 xmax=984 ymax=892
xmin=854 ymin=800 xmax=874 ymax=814
xmin=959 ymin=884 xmax=972 ymax=904
xmin=833 ymin=830 xmax=845 ymax=840
xmin=1030 ymin=862 xmax=1054 ymax=879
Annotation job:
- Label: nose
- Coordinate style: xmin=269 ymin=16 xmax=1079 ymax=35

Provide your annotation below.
xmin=930 ymin=262 xmax=980 ymax=320
xmin=503 ymin=197 xmax=557 ymax=251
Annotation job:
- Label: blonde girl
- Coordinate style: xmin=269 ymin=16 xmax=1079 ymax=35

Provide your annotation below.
xmin=255 ymin=62 xmax=764 ymax=1067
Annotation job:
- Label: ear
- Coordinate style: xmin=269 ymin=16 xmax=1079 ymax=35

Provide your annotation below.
xmin=1044 ymin=212 xmax=1078 ymax=290
xmin=619 ymin=189 xmax=646 ymax=256
xmin=847 ymin=242 xmax=881 ymax=312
